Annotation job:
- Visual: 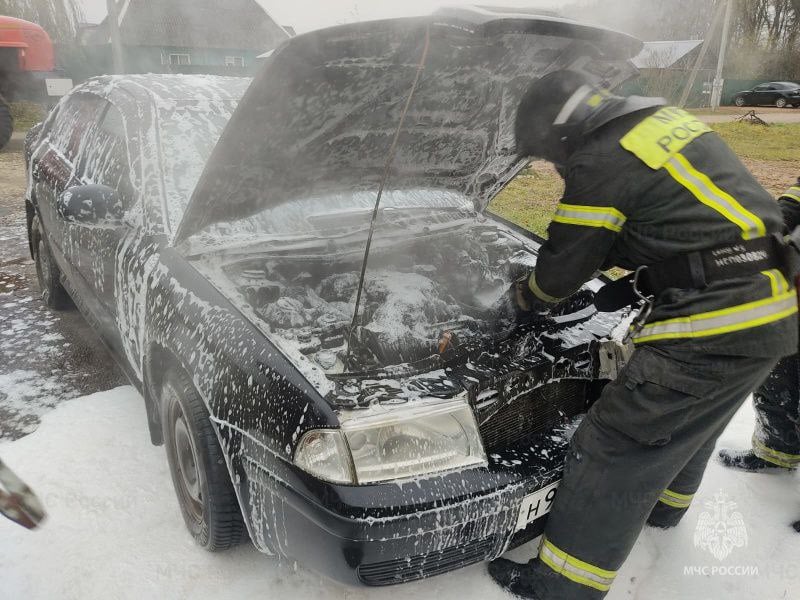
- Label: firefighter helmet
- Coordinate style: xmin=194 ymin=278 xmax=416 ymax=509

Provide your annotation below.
xmin=515 ymin=70 xmax=666 ymax=165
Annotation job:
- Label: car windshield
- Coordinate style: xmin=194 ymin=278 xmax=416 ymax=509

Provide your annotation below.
xmin=156 ymin=83 xmax=250 ymax=232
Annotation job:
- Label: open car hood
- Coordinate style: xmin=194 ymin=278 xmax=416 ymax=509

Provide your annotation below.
xmin=175 ymin=7 xmax=642 ymax=242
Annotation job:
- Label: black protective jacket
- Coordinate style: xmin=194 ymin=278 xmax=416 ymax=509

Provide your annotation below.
xmin=531 ymin=105 xmax=797 ymax=357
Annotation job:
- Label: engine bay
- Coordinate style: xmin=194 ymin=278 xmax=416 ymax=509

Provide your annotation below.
xmin=215 ymin=222 xmax=603 ymax=379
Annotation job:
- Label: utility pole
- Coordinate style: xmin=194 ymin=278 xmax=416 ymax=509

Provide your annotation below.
xmin=710 ymin=0 xmax=735 ymax=111
xmin=106 ymin=0 xmax=125 ymax=74
xmin=678 ymin=0 xmax=726 ymax=108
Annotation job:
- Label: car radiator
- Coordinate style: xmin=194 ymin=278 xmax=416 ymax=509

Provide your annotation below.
xmin=476 ymin=380 xmax=589 ymax=451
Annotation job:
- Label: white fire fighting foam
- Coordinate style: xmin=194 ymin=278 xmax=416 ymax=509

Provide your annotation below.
xmin=1 ymin=387 xmax=798 ymax=599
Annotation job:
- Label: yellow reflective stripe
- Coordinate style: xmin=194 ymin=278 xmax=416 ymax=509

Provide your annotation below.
xmin=539 ymin=537 xmax=616 ymax=592
xmin=658 ymin=489 xmax=694 ymax=509
xmin=782 ymin=187 xmax=800 ymax=203
xmin=663 ymin=489 xmax=694 ymax=501
xmin=620 ymin=107 xmax=712 ymax=169
xmin=762 ymin=270 xmax=780 ymax=296
xmin=664 ymin=154 xmax=766 ymax=240
xmin=553 ymin=204 xmax=627 ymax=233
xmin=762 ymin=269 xmax=789 ymax=296
xmin=529 ymin=273 xmax=564 ymax=304
xmin=752 ymin=437 xmax=800 ymax=468
xmin=634 ymin=291 xmax=797 ymax=344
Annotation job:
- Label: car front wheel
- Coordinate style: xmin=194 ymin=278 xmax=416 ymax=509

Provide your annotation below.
xmin=161 ymin=368 xmax=246 ymax=551
xmin=734 ymin=96 xmax=747 ymax=107
xmin=776 ymin=98 xmax=788 ymax=108
xmin=31 ymin=214 xmax=71 ymax=310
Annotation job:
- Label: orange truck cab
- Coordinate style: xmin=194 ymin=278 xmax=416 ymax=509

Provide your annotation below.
xmin=0 ymin=16 xmax=65 ymax=149
xmin=0 ymin=15 xmax=56 ymax=73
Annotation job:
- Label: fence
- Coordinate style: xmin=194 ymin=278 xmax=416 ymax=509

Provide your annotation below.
xmin=620 ymin=72 xmax=795 ymax=107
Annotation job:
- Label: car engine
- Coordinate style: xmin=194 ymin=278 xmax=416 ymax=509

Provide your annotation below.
xmin=221 ymin=224 xmax=561 ymax=373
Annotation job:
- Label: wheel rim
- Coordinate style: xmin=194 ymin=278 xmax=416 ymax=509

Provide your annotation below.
xmin=777 ymin=99 xmax=787 ymax=108
xmin=735 ymin=98 xmax=745 ymax=106
xmin=168 ymin=397 xmax=204 ymax=523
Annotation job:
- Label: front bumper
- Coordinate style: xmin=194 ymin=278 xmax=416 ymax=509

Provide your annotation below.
xmin=239 ymin=426 xmax=572 ymax=586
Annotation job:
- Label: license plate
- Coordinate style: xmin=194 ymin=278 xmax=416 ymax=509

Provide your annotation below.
xmin=515 ymin=481 xmax=560 ymax=532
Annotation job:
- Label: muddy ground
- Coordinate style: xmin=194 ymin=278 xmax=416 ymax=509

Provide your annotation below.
xmin=0 ymin=144 xmax=124 ymax=441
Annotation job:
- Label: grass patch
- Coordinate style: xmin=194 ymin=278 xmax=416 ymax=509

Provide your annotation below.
xmin=9 ymin=101 xmax=45 ymax=131
xmin=487 ymin=163 xmax=564 ymax=238
xmin=489 ymin=123 xmax=800 ymax=237
xmin=711 ymin=122 xmax=800 ymax=162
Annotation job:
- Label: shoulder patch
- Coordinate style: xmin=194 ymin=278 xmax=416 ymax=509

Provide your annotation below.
xmin=620 ymin=107 xmax=712 ymax=170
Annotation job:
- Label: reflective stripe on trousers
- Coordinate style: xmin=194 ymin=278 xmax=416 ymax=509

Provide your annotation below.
xmin=657 ymin=488 xmax=694 ymax=509
xmin=538 ymin=536 xmax=617 ymax=592
xmin=752 ymin=437 xmax=800 ymax=468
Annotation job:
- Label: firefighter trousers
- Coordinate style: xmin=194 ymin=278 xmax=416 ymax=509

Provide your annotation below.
xmin=527 ymin=345 xmax=778 ymax=599
xmin=751 ymin=353 xmax=800 ymax=468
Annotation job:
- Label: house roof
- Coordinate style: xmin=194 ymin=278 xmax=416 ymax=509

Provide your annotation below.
xmin=87 ymin=0 xmax=290 ymax=51
xmin=632 ymin=40 xmax=703 ymax=69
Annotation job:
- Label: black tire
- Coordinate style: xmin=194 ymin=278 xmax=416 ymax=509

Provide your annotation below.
xmin=0 ymin=99 xmax=12 ymax=151
xmin=31 ymin=215 xmax=71 ymax=310
xmin=776 ymin=97 xmax=788 ymax=108
xmin=161 ymin=367 xmax=246 ymax=551
xmin=734 ymin=96 xmax=747 ymax=107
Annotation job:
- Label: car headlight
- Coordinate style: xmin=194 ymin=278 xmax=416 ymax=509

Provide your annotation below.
xmin=293 ymin=400 xmax=486 ymax=484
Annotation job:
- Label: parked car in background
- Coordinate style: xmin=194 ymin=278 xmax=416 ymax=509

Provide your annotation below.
xmin=732 ymin=81 xmax=800 ymax=108
xmin=24 ymin=8 xmax=641 ymax=586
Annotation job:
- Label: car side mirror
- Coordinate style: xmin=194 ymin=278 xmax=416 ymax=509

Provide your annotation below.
xmin=58 ymin=184 xmax=124 ymax=224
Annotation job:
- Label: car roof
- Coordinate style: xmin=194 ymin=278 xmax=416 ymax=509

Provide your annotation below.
xmin=73 ymin=74 xmax=252 ymax=109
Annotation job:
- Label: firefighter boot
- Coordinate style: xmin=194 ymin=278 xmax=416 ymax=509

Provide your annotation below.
xmin=718 ymin=448 xmax=795 ymax=472
xmin=488 ymin=558 xmax=550 ymax=599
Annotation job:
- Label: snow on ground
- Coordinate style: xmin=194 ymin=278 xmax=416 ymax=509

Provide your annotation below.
xmin=1 ymin=387 xmax=798 ymax=600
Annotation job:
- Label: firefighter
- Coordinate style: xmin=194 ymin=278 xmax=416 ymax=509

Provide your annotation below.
xmin=488 ymin=70 xmax=798 ymax=599
xmin=716 ymin=178 xmax=800 ymax=529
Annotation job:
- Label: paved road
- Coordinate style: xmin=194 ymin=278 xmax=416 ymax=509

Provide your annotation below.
xmin=0 ymin=145 xmax=125 ymax=441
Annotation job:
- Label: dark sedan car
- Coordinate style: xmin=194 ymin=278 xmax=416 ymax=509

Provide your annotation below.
xmin=24 ymin=8 xmax=638 ymax=586
xmin=732 ymin=81 xmax=800 ymax=108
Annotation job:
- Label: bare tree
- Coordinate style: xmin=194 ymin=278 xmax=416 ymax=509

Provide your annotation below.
xmin=564 ymin=0 xmax=799 ymax=79
xmin=730 ymin=0 xmax=799 ymax=77
xmin=561 ymin=0 xmax=721 ymax=41
xmin=0 ymin=0 xmax=84 ymax=42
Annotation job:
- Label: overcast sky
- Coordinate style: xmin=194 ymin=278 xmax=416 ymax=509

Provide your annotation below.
xmin=78 ymin=0 xmax=562 ymax=32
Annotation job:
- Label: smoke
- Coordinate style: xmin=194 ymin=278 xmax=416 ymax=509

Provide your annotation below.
xmin=560 ymin=0 xmax=719 ymax=41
